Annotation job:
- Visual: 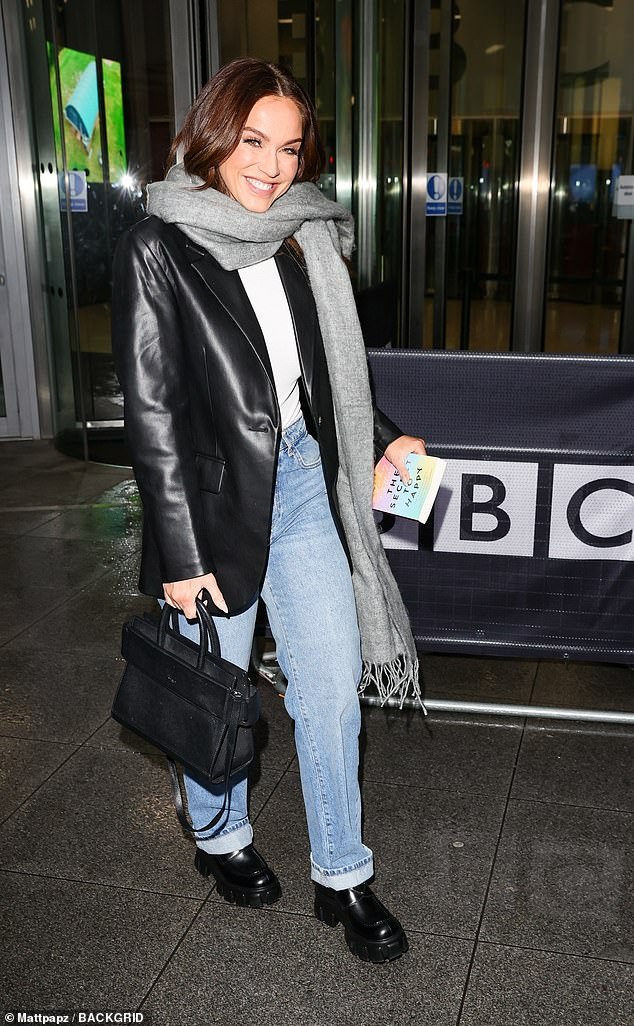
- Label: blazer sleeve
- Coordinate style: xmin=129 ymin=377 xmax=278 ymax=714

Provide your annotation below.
xmin=373 ymin=404 xmax=402 ymax=457
xmin=111 ymin=229 xmax=215 ymax=583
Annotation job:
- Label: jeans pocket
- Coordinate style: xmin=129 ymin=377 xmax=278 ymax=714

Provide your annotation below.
xmin=293 ymin=431 xmax=322 ymax=469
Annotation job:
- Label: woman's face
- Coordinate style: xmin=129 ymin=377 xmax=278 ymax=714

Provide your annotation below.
xmin=218 ymin=95 xmax=303 ymax=212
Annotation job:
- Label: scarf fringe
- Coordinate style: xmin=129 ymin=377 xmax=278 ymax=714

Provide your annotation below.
xmin=358 ymin=655 xmax=427 ymax=713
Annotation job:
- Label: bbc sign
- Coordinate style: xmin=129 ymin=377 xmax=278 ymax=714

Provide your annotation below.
xmin=368 ymin=347 xmax=634 ymax=662
xmin=382 ymin=459 xmax=634 ymax=561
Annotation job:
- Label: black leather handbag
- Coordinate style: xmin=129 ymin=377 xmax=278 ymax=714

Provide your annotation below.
xmin=112 ymin=595 xmax=260 ymax=832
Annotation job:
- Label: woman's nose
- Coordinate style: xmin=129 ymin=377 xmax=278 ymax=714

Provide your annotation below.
xmin=258 ymin=149 xmax=281 ymax=178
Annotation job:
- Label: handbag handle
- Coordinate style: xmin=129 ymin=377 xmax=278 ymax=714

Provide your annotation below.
xmin=158 ymin=590 xmax=221 ymax=669
xmin=194 ymin=592 xmax=221 ymax=656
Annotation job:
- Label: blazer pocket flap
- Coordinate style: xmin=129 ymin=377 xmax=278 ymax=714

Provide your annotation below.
xmin=195 ymin=453 xmax=225 ymax=493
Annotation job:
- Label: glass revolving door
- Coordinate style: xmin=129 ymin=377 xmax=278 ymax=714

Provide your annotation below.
xmin=21 ymin=0 xmax=175 ymax=462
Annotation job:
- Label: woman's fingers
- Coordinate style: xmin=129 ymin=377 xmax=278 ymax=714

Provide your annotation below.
xmin=384 ymin=434 xmax=427 ymax=486
xmin=163 ymin=582 xmax=197 ymax=618
xmin=163 ymin=571 xmax=228 ymax=619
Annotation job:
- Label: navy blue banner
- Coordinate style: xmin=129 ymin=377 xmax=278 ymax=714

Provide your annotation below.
xmin=368 ymin=350 xmax=634 ymax=663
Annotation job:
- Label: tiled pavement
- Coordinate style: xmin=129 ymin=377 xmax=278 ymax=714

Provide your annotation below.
xmin=0 ymin=440 xmax=632 ymax=1026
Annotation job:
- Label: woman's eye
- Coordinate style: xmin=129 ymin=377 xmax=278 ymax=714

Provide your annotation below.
xmin=242 ymin=137 xmax=261 ymax=147
xmin=284 ymin=148 xmax=300 ymax=157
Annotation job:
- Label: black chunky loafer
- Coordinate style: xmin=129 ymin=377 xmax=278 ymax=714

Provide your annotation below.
xmin=194 ymin=844 xmax=282 ymax=908
xmin=314 ymin=882 xmax=408 ymax=963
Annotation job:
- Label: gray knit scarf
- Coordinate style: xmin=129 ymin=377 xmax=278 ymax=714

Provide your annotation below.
xmin=147 ymin=163 xmax=421 ymax=706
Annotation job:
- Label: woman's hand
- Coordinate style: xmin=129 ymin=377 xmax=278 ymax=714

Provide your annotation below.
xmin=384 ymin=435 xmax=427 ymax=486
xmin=163 ymin=570 xmax=228 ymax=619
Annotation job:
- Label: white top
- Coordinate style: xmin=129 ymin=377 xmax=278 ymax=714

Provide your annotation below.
xmin=238 ymin=258 xmax=302 ymax=430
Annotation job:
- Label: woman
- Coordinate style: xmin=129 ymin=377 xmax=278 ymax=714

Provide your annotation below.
xmin=112 ymin=57 xmax=425 ymax=965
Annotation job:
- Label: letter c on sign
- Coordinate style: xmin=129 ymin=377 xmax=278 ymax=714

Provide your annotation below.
xmin=567 ymin=478 xmax=634 ymax=547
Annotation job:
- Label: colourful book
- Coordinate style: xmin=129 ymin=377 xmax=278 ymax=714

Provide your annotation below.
xmin=372 ymin=452 xmax=447 ymax=524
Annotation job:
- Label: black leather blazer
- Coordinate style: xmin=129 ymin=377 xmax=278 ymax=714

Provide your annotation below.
xmin=111 ymin=215 xmax=401 ymax=612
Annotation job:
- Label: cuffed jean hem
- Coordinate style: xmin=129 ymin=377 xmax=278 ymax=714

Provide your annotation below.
xmin=309 ymin=854 xmax=374 ymax=890
xmin=195 ymin=819 xmax=253 ymax=855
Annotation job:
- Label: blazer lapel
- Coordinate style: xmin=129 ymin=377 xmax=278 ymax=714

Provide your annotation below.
xmin=183 ymin=240 xmax=276 ymax=389
xmin=275 ymin=247 xmax=317 ymax=399
xmin=183 ymin=238 xmax=318 ymax=406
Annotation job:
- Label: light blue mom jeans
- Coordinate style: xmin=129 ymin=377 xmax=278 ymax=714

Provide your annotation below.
xmin=171 ymin=415 xmax=374 ymax=890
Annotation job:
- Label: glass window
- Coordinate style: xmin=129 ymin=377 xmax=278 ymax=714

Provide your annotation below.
xmin=217 ymin=1 xmax=314 ymax=89
xmin=22 ymin=0 xmax=174 ymax=456
xmin=424 ymin=0 xmax=526 ymax=350
xmin=216 ymin=0 xmax=335 ymax=183
xmin=545 ymin=1 xmax=634 ymax=354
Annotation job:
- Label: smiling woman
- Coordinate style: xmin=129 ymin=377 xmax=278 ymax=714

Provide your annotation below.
xmin=112 ymin=56 xmax=425 ymax=967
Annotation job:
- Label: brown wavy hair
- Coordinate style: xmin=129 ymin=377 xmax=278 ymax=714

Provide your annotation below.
xmin=168 ymin=57 xmax=325 ymax=191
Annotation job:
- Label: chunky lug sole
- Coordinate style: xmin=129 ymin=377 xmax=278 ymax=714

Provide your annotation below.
xmin=314 ymin=892 xmax=409 ymax=963
xmin=194 ymin=850 xmax=282 ymax=908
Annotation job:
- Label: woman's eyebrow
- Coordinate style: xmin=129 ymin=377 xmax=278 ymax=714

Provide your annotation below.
xmin=242 ymin=125 xmax=302 ymax=145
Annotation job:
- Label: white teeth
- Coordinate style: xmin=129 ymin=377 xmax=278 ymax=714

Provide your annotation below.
xmin=245 ymin=177 xmax=275 ymax=192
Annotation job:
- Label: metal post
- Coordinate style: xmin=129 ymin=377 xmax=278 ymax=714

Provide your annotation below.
xmin=169 ymin=0 xmax=202 ymax=130
xmin=206 ymin=0 xmax=221 ymax=78
xmin=399 ymin=0 xmax=412 ymax=344
xmin=620 ymin=222 xmax=634 ymax=353
xmin=0 ymin=0 xmax=42 ymax=437
xmin=334 ymin=0 xmax=353 ymax=212
xmin=361 ymin=693 xmax=634 ymax=726
xmin=432 ymin=0 xmax=452 ymax=349
xmin=405 ymin=0 xmax=430 ymax=349
xmin=512 ymin=0 xmax=560 ymax=352
xmin=356 ymin=0 xmax=379 ymax=288
xmin=460 ymin=267 xmax=472 ymax=349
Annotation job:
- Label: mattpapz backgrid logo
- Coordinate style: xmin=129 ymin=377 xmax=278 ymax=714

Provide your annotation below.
xmin=381 ymin=459 xmax=634 ymax=561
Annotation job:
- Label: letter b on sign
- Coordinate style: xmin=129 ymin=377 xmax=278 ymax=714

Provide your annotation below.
xmin=434 ymin=460 xmax=539 ymax=556
xmin=459 ymin=474 xmax=511 ymax=542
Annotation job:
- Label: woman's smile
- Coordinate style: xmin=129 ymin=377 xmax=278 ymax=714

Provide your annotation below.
xmin=244 ymin=177 xmax=277 ymax=193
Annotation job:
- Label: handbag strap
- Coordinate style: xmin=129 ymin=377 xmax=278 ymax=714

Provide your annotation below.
xmin=167 ymin=693 xmax=242 ymax=834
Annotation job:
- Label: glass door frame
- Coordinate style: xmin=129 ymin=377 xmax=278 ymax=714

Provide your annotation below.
xmin=0 ymin=3 xmax=41 ymax=439
xmin=512 ymin=0 xmax=560 ymax=354
xmin=0 ymin=231 xmax=21 ymax=437
xmin=169 ymin=0 xmax=218 ymax=129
